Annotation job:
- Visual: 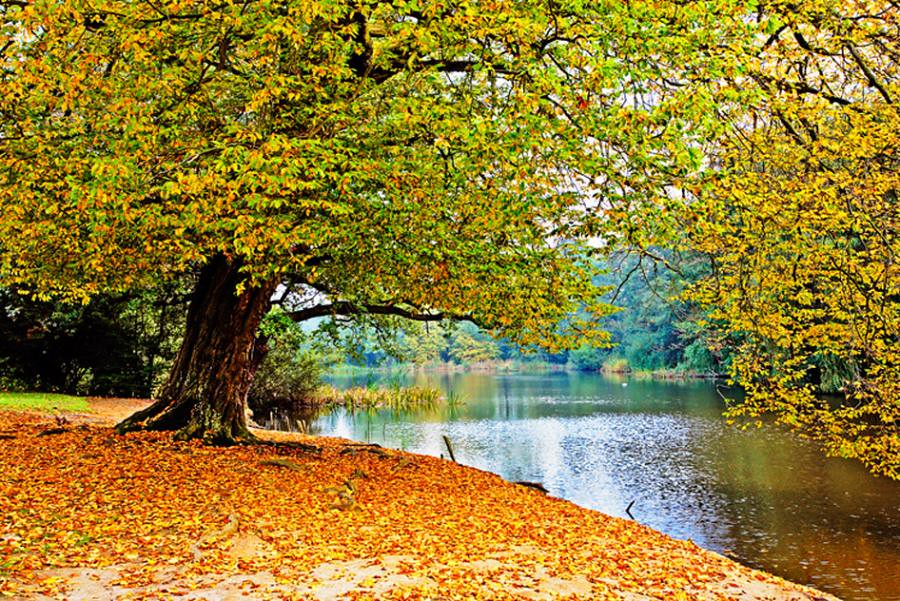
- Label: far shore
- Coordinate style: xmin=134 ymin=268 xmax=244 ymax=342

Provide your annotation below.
xmin=327 ymin=361 xmax=726 ymax=380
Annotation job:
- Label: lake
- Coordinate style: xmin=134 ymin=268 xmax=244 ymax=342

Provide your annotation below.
xmin=260 ymin=372 xmax=900 ymax=600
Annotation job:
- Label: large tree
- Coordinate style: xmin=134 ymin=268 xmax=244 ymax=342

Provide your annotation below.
xmin=7 ymin=0 xmax=893 ymax=477
xmin=1 ymin=0 xmax=720 ymax=441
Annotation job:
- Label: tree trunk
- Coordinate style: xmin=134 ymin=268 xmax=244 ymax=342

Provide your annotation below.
xmin=116 ymin=254 xmax=277 ymax=443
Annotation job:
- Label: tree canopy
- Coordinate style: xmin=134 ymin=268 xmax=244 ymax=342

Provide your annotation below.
xmin=678 ymin=0 xmax=900 ymax=478
xmin=0 ymin=0 xmax=714 ymax=347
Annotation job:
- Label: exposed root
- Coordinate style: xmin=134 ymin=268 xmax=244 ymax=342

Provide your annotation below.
xmin=240 ymin=438 xmax=321 ymax=454
xmin=37 ymin=427 xmax=71 ymax=437
xmin=259 ymin=458 xmax=306 ymax=471
xmin=392 ymin=457 xmax=419 ymax=471
xmin=116 ymin=399 xmax=257 ymax=446
xmin=191 ymin=513 xmax=240 ymax=562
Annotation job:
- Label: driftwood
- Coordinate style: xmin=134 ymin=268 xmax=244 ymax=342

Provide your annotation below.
xmin=514 ymin=481 xmax=549 ymax=494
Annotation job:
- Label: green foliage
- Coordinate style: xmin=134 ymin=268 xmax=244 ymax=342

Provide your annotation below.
xmin=403 ymin=325 xmax=446 ymax=366
xmin=602 ymin=357 xmax=631 ymax=374
xmin=680 ymin=339 xmax=718 ymax=375
xmin=447 ymin=325 xmax=500 ymax=365
xmin=249 ymin=310 xmax=322 ymax=409
xmin=0 ymin=287 xmax=185 ymax=397
xmin=570 ymin=253 xmax=726 ymax=376
xmin=569 ymin=344 xmax=606 ymax=371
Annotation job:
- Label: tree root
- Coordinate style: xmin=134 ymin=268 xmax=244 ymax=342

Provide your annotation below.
xmin=339 ymin=445 xmax=388 ymax=458
xmin=37 ymin=427 xmax=71 ymax=437
xmin=241 ymin=438 xmax=321 ymax=454
xmin=191 ymin=513 xmax=240 ymax=562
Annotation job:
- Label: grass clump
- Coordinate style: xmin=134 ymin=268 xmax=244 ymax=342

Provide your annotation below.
xmin=312 ymin=385 xmax=444 ymax=411
xmin=601 ymin=357 xmax=631 ymax=374
xmin=0 ymin=391 xmax=91 ymax=413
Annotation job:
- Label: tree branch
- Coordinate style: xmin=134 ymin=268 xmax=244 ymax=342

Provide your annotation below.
xmin=287 ymin=301 xmax=477 ymax=325
xmin=847 ymin=44 xmax=893 ymax=104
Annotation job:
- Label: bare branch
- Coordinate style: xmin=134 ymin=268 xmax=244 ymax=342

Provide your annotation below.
xmin=287 ymin=301 xmax=478 ymax=325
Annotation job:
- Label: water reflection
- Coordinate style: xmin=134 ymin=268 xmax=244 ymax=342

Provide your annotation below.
xmin=260 ymin=372 xmax=900 ymax=601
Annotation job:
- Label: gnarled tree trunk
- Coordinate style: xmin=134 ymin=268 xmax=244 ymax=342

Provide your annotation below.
xmin=117 ymin=253 xmax=277 ymax=443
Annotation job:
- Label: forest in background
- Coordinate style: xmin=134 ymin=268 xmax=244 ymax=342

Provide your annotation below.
xmin=320 ymin=253 xmax=724 ymax=377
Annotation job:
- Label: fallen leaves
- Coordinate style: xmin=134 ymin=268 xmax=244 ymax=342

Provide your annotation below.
xmin=0 ymin=411 xmax=835 ymax=600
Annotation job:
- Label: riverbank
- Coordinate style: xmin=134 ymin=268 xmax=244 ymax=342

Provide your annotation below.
xmin=0 ymin=400 xmax=837 ymax=600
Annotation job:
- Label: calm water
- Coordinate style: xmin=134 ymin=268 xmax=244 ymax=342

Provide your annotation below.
xmin=261 ymin=372 xmax=900 ymax=600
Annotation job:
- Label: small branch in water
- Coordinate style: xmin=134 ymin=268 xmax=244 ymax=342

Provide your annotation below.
xmin=442 ymin=435 xmax=457 ymax=463
xmin=515 ymin=481 xmax=548 ymax=494
xmin=625 ymin=499 xmax=636 ymax=519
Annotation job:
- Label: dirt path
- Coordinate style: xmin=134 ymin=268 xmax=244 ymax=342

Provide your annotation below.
xmin=0 ymin=406 xmax=839 ymax=600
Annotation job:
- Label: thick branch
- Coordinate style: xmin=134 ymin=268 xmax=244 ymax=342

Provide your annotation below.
xmin=287 ymin=301 xmax=477 ymax=325
xmin=846 ymin=44 xmax=893 ymax=104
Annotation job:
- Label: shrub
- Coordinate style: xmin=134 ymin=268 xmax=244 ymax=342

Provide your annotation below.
xmin=248 ymin=312 xmax=321 ymax=410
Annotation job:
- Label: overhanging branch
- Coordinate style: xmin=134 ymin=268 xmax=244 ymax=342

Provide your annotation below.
xmin=287 ymin=301 xmax=478 ymax=325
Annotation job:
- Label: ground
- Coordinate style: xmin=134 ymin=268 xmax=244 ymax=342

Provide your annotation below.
xmin=0 ymin=399 xmax=839 ymax=600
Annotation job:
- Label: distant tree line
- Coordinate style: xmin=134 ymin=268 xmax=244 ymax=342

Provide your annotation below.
xmin=327 ymin=254 xmax=726 ymax=376
xmin=0 ymin=250 xmax=851 ymax=396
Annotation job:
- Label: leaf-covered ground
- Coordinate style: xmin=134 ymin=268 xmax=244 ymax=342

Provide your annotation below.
xmin=0 ymin=405 xmax=837 ymax=600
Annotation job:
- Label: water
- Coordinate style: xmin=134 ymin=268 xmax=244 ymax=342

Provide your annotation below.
xmin=261 ymin=372 xmax=900 ymax=600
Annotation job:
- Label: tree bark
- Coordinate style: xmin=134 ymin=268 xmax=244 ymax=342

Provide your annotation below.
xmin=116 ymin=254 xmax=277 ymax=443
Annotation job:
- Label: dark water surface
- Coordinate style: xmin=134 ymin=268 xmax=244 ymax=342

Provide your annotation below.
xmin=262 ymin=372 xmax=900 ymax=600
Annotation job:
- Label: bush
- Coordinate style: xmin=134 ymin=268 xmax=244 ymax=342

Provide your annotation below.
xmin=248 ymin=311 xmax=321 ymax=410
xmin=569 ymin=345 xmax=607 ymax=371
xmin=602 ymin=357 xmax=631 ymax=374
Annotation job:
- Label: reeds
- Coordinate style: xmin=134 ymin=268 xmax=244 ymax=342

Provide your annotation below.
xmin=310 ymin=384 xmax=444 ymax=411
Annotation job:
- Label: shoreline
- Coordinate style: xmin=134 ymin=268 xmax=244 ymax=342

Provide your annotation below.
xmin=0 ymin=401 xmax=838 ymax=600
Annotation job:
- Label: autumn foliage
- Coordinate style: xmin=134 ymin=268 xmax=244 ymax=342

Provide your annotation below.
xmin=679 ymin=0 xmax=900 ymax=478
xmin=0 ymin=410 xmax=832 ymax=600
